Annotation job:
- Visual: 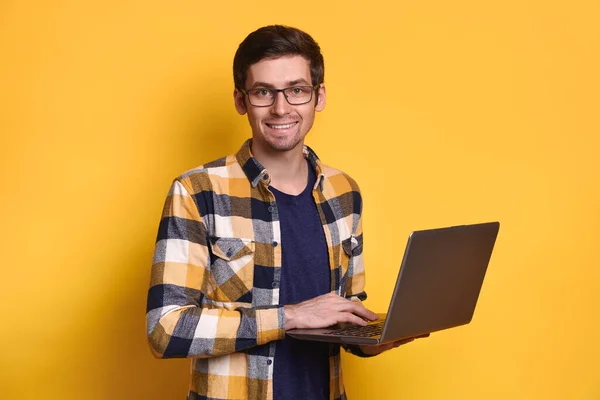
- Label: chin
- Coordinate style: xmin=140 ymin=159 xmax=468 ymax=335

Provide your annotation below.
xmin=266 ymin=141 xmax=297 ymax=152
xmin=263 ymin=132 xmax=305 ymax=152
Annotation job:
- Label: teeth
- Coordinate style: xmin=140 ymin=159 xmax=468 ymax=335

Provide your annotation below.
xmin=269 ymin=122 xmax=296 ymax=129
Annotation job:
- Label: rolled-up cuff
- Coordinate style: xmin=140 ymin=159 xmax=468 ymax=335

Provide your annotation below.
xmin=256 ymin=306 xmax=285 ymax=345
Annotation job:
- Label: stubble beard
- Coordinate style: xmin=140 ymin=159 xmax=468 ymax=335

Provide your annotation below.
xmin=264 ymin=131 xmax=304 ymax=152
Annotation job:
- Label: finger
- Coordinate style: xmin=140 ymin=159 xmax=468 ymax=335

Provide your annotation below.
xmin=346 ymin=303 xmax=378 ymax=321
xmin=324 ymin=296 xmax=378 ymax=321
xmin=336 ymin=299 xmax=372 ymax=314
xmin=337 ymin=312 xmax=369 ymax=326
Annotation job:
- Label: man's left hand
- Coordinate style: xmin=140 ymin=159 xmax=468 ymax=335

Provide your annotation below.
xmin=358 ymin=333 xmax=430 ymax=356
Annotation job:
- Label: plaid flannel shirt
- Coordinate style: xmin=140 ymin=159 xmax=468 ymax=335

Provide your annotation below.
xmin=147 ymin=140 xmax=368 ymax=400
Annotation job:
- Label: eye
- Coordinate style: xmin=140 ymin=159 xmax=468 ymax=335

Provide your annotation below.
xmin=256 ymin=89 xmax=272 ymax=97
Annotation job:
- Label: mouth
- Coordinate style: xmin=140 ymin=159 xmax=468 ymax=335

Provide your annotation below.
xmin=265 ymin=121 xmax=298 ymax=131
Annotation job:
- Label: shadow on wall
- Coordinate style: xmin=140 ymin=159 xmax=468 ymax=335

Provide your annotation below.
xmin=88 ymin=75 xmax=247 ymax=399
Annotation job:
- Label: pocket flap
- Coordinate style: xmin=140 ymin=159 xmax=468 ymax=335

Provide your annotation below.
xmin=210 ymin=237 xmax=255 ymax=261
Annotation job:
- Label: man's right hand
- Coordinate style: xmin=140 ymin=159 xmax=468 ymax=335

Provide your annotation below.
xmin=284 ymin=292 xmax=378 ymax=331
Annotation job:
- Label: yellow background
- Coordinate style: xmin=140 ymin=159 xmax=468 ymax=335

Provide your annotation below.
xmin=1 ymin=1 xmax=598 ymax=399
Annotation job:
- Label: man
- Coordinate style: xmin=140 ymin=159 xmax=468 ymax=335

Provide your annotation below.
xmin=146 ymin=25 xmax=423 ymax=400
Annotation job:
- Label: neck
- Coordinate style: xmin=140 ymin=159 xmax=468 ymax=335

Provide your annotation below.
xmin=251 ymin=140 xmax=308 ymax=194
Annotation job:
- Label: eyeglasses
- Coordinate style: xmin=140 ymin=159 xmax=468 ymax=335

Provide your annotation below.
xmin=239 ymin=85 xmax=319 ymax=107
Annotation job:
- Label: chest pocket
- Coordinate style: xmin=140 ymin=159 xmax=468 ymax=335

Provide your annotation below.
xmin=209 ymin=237 xmax=255 ymax=303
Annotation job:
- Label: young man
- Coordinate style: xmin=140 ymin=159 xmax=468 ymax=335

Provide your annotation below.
xmin=146 ymin=25 xmax=421 ymax=400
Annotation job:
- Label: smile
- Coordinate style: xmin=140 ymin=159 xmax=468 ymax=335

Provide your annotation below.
xmin=265 ymin=122 xmax=298 ymax=130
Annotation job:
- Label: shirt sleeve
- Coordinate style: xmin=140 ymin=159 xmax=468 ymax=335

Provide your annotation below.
xmin=341 ymin=185 xmax=374 ymax=357
xmin=146 ymin=179 xmax=285 ymax=359
xmin=342 ymin=227 xmax=375 ymax=358
xmin=343 ymin=185 xmax=367 ymax=302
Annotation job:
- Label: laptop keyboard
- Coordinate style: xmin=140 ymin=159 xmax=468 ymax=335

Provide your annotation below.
xmin=325 ymin=320 xmax=385 ymax=337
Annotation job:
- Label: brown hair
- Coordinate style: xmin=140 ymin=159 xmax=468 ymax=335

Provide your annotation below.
xmin=233 ymin=25 xmax=325 ymax=90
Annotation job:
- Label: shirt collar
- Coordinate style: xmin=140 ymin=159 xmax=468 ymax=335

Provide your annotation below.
xmin=235 ymin=139 xmax=326 ymax=190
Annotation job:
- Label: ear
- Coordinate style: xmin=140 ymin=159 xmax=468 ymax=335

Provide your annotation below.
xmin=315 ymin=84 xmax=326 ymax=112
xmin=234 ymin=89 xmax=247 ymax=115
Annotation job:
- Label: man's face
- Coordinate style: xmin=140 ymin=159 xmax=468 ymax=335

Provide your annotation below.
xmin=234 ymin=55 xmax=326 ymax=153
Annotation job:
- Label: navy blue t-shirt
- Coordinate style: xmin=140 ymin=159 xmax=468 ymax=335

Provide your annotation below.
xmin=271 ymin=160 xmax=331 ymax=400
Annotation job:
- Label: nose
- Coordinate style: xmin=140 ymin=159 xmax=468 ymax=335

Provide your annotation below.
xmin=271 ymin=91 xmax=292 ymax=116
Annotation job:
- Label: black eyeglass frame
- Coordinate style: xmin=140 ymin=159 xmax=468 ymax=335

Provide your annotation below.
xmin=239 ymin=85 xmax=321 ymax=107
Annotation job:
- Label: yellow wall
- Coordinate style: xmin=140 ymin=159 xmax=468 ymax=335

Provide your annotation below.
xmin=1 ymin=1 xmax=598 ymax=399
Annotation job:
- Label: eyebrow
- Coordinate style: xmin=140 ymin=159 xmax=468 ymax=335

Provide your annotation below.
xmin=249 ymin=78 xmax=311 ymax=89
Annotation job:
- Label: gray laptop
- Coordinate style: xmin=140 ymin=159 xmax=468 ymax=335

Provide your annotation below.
xmin=287 ymin=221 xmax=500 ymax=345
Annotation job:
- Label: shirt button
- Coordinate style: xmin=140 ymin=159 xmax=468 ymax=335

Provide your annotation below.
xmin=267 ymin=359 xmax=272 ymax=365
xmin=271 ymin=281 xmax=278 ymax=288
xmin=268 ymin=205 xmax=275 ymax=213
xmin=272 ymin=241 xmax=278 ymax=247
xmin=226 ymin=250 xmax=233 ymax=258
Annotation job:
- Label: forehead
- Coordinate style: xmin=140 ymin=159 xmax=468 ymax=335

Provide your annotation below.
xmin=245 ymin=55 xmax=311 ymax=87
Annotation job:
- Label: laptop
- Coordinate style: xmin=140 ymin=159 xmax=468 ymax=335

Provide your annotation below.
xmin=287 ymin=221 xmax=500 ymax=345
